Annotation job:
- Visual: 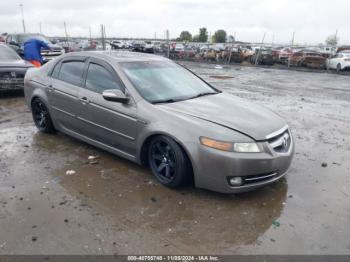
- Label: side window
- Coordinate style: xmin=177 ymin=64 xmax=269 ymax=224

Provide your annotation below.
xmin=58 ymin=61 xmax=85 ymax=86
xmin=85 ymin=63 xmax=123 ymax=93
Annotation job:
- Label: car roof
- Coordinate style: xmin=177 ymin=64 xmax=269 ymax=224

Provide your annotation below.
xmin=63 ymin=51 xmax=168 ymax=63
xmin=9 ymin=33 xmax=45 ymax=37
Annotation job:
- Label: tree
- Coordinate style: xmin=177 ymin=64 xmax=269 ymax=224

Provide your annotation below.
xmin=179 ymin=31 xmax=192 ymax=42
xmin=325 ymin=34 xmax=339 ymax=46
xmin=212 ymin=29 xmax=227 ymax=43
xmin=198 ymin=27 xmax=208 ymax=42
xmin=192 ymin=35 xmax=199 ymax=42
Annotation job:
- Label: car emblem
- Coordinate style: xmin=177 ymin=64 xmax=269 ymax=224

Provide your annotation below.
xmin=282 ymin=137 xmax=287 ymax=148
xmin=11 ymin=72 xmax=16 ymax=77
xmin=282 ymin=133 xmax=289 ymax=149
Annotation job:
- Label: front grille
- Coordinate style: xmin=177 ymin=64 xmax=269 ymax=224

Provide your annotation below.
xmin=243 ymin=171 xmax=278 ymax=184
xmin=267 ymin=128 xmax=291 ymax=153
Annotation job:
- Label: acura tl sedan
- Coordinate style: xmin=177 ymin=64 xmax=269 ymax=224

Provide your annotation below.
xmin=24 ymin=51 xmax=294 ymax=193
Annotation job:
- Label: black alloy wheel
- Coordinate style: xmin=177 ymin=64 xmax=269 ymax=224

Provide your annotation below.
xmin=148 ymin=136 xmax=191 ymax=187
xmin=31 ymin=98 xmax=55 ymax=133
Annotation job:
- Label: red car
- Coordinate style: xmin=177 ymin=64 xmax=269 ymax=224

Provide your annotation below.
xmin=272 ymin=47 xmax=293 ymax=63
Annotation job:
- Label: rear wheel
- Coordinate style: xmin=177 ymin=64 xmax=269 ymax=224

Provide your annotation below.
xmin=31 ymin=98 xmax=55 ymax=133
xmin=148 ymin=136 xmax=191 ymax=188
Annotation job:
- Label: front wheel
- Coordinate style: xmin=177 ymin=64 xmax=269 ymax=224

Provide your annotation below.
xmin=148 ymin=136 xmax=191 ymax=188
xmin=31 ymin=98 xmax=55 ymax=133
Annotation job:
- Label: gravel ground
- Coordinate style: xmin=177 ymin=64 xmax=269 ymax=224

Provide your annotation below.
xmin=0 ymin=62 xmax=349 ymax=255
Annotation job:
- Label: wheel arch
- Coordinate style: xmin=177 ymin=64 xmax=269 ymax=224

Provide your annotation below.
xmin=138 ymin=132 xmax=195 ymax=178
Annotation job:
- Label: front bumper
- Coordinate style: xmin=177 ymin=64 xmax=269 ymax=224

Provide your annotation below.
xmin=0 ymin=68 xmax=29 ymax=91
xmin=192 ymin=128 xmax=294 ymax=194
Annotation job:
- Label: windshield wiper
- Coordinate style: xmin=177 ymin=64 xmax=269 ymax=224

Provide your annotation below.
xmin=151 ymin=98 xmax=179 ymax=104
xmin=186 ymin=92 xmax=218 ymax=100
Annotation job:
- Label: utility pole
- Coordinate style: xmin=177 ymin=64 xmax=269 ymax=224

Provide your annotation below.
xmin=255 ymin=32 xmax=266 ymax=65
xmin=154 ymin=32 xmax=156 ymax=41
xmin=64 ymin=22 xmax=70 ymax=52
xmin=334 ymin=29 xmax=338 ymax=47
xmin=39 ymin=22 xmax=42 ymax=34
xmin=19 ymin=4 xmax=26 ymax=33
xmin=166 ymin=29 xmax=169 ymax=58
xmin=101 ymin=24 xmax=106 ymax=50
xmin=288 ymin=31 xmax=295 ymax=68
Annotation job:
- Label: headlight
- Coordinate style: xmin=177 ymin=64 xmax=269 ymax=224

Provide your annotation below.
xmin=200 ymin=137 xmax=261 ymax=153
xmin=233 ymin=142 xmax=261 ymax=153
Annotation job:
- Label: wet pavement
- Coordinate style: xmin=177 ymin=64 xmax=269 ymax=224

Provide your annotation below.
xmin=0 ymin=63 xmax=350 ymax=255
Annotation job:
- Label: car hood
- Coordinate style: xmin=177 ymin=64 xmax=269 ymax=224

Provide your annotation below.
xmin=0 ymin=59 xmax=33 ymax=68
xmin=158 ymin=92 xmax=286 ymax=141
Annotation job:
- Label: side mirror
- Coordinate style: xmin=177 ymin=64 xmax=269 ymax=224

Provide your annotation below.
xmin=102 ymin=89 xmax=130 ymax=104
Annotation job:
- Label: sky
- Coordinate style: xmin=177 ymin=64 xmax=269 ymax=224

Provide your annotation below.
xmin=0 ymin=0 xmax=348 ymax=45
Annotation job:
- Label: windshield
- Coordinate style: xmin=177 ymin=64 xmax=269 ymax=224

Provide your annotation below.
xmin=343 ymin=53 xmax=350 ymax=57
xmin=0 ymin=45 xmax=21 ymax=60
xmin=18 ymin=34 xmax=51 ymax=44
xmin=120 ymin=61 xmax=218 ymax=103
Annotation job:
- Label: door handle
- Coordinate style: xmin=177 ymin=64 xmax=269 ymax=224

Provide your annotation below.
xmin=80 ymin=97 xmax=89 ymax=103
xmin=47 ymin=84 xmax=54 ymax=92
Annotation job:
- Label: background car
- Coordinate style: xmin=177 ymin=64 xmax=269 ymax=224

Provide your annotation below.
xmin=0 ymin=44 xmax=33 ymax=91
xmin=250 ymin=48 xmax=275 ymax=65
xmin=327 ymin=52 xmax=350 ymax=72
xmin=290 ymin=50 xmax=326 ymax=68
xmin=6 ymin=33 xmax=64 ymax=63
xmin=110 ymin=40 xmax=125 ymax=49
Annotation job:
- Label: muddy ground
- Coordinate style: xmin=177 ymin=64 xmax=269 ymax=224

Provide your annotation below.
xmin=0 ymin=63 xmax=349 ymax=255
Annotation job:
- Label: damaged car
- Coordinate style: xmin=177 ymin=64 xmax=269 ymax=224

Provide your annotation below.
xmin=24 ymin=51 xmax=294 ymax=194
xmin=290 ymin=50 xmax=326 ymax=69
xmin=0 ymin=44 xmax=33 ymax=91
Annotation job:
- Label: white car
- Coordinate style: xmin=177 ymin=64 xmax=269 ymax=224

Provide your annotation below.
xmin=110 ymin=40 xmax=125 ymax=49
xmin=327 ymin=52 xmax=350 ymax=72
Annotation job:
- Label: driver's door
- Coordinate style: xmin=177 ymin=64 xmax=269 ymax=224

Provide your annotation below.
xmin=78 ymin=58 xmax=139 ymax=157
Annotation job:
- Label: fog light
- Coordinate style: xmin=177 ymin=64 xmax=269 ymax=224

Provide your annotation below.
xmin=229 ymin=177 xmax=243 ymax=186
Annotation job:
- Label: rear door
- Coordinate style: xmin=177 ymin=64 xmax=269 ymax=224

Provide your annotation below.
xmin=77 ymin=58 xmax=140 ymax=157
xmin=49 ymin=57 xmax=87 ymax=133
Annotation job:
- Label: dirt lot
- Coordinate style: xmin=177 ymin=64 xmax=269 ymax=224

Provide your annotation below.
xmin=0 ymin=63 xmax=349 ymax=255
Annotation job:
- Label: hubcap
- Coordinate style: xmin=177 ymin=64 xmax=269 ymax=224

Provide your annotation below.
xmin=150 ymin=140 xmax=176 ymax=183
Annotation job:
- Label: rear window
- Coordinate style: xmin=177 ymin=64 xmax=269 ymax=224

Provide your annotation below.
xmin=0 ymin=45 xmax=21 ymax=60
xmin=58 ymin=61 xmax=85 ymax=86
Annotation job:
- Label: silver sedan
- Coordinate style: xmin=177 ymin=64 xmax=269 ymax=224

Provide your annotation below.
xmin=24 ymin=51 xmax=294 ymax=193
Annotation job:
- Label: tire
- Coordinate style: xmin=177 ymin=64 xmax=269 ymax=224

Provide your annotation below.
xmin=148 ymin=135 xmax=191 ymax=188
xmin=336 ymin=63 xmax=342 ymax=73
xmin=31 ymin=98 xmax=55 ymax=133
